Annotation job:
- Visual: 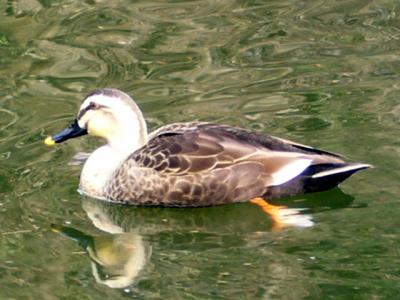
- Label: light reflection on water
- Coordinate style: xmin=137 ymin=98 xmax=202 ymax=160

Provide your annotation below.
xmin=0 ymin=0 xmax=399 ymax=299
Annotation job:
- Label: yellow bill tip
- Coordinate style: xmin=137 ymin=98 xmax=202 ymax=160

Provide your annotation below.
xmin=44 ymin=136 xmax=56 ymax=146
xmin=51 ymin=227 xmax=61 ymax=234
xmin=50 ymin=224 xmax=62 ymax=233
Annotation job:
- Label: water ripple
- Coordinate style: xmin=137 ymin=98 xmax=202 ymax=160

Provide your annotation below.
xmin=0 ymin=1 xmax=399 ymax=299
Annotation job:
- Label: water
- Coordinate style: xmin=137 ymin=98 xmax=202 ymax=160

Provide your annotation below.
xmin=1 ymin=0 xmax=399 ymax=299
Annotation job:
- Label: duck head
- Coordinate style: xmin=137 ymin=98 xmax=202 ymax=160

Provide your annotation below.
xmin=51 ymin=224 xmax=149 ymax=289
xmin=45 ymin=88 xmax=148 ymax=151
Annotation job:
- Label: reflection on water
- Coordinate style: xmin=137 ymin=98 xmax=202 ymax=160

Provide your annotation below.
xmin=249 ymin=198 xmax=314 ymax=230
xmin=51 ymin=224 xmax=149 ymax=289
xmin=82 ymin=196 xmax=319 ymax=236
xmin=48 ymin=192 xmax=352 ymax=291
xmin=262 ymin=205 xmax=314 ymax=230
xmin=84 ymin=196 xmax=317 ymax=234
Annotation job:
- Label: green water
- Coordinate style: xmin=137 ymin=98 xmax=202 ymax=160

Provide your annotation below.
xmin=0 ymin=0 xmax=399 ymax=299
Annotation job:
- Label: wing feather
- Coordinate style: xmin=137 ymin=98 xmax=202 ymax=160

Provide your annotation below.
xmin=129 ymin=123 xmax=343 ymax=181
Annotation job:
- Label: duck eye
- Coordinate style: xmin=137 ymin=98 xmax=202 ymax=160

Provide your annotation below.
xmin=89 ymin=102 xmax=101 ymax=110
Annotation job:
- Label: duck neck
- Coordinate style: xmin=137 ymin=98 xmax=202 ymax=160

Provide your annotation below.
xmin=79 ymin=145 xmax=128 ymax=198
xmin=109 ymin=105 xmax=148 ymax=153
xmin=108 ymin=128 xmax=147 ymax=155
xmin=79 ymin=107 xmax=148 ymax=199
xmin=79 ymin=134 xmax=147 ymax=199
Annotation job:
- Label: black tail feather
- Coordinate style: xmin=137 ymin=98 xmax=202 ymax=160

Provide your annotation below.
xmin=265 ymin=163 xmax=371 ymax=199
xmin=304 ymin=164 xmax=370 ymax=193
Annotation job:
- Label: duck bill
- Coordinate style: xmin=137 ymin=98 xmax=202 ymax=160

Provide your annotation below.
xmin=45 ymin=119 xmax=87 ymax=146
xmin=51 ymin=224 xmax=92 ymax=249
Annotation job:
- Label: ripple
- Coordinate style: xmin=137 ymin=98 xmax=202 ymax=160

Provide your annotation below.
xmin=0 ymin=108 xmax=18 ymax=132
xmin=286 ymin=116 xmax=332 ymax=132
xmin=30 ymin=40 xmax=104 ymax=78
xmin=135 ymin=1 xmax=231 ymax=23
xmin=0 ymin=109 xmax=19 ymax=141
xmin=0 ymin=152 xmax=11 ymax=160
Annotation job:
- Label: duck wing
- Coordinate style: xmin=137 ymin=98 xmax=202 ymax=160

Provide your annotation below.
xmin=131 ymin=122 xmax=344 ymax=182
xmin=148 ymin=122 xmax=343 ymax=158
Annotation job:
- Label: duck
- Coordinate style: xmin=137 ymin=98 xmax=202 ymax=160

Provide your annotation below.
xmin=44 ymin=88 xmax=371 ymax=208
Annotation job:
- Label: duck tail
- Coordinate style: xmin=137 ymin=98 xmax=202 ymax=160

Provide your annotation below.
xmin=305 ymin=163 xmax=371 ymax=192
xmin=311 ymin=163 xmax=371 ymax=179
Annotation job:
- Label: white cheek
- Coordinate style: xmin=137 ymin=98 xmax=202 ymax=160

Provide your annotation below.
xmin=88 ymin=114 xmax=115 ymax=138
xmin=88 ymin=117 xmax=106 ymax=136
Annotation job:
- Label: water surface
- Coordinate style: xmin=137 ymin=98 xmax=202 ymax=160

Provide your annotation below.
xmin=0 ymin=0 xmax=399 ymax=299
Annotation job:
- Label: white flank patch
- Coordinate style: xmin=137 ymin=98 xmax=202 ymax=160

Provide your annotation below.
xmin=311 ymin=163 xmax=372 ymax=179
xmin=271 ymin=158 xmax=312 ymax=186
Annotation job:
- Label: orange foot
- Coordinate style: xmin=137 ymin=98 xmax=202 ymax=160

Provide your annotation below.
xmin=250 ymin=197 xmax=287 ymax=230
xmin=250 ymin=197 xmax=314 ymax=230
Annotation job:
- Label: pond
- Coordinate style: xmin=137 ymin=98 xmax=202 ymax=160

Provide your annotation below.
xmin=0 ymin=0 xmax=399 ymax=299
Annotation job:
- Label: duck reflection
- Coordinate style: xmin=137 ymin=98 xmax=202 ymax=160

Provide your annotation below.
xmin=52 ymin=188 xmax=353 ymax=290
xmin=81 ymin=187 xmax=354 ymax=236
xmin=51 ymin=224 xmax=149 ymax=289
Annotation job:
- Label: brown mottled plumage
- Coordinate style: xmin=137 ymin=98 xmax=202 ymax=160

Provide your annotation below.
xmin=45 ymin=88 xmax=371 ymax=207
xmin=102 ymin=122 xmax=367 ymax=206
